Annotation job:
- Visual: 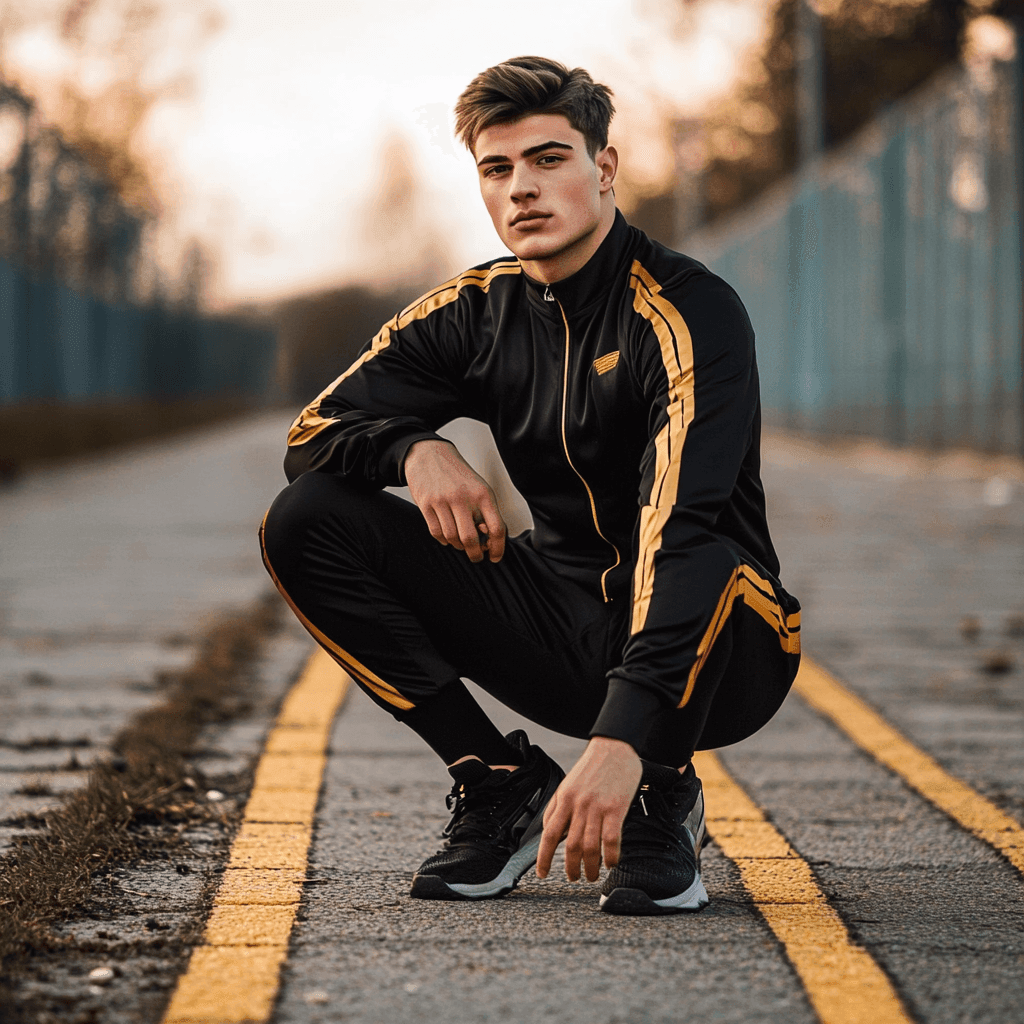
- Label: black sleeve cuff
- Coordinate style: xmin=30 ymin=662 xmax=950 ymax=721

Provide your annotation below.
xmin=589 ymin=678 xmax=668 ymax=752
xmin=384 ymin=431 xmax=449 ymax=486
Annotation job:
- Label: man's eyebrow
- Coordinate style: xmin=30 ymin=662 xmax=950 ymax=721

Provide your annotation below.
xmin=476 ymin=140 xmax=575 ymax=167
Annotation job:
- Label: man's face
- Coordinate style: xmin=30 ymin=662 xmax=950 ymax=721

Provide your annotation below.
xmin=474 ymin=114 xmax=615 ymax=272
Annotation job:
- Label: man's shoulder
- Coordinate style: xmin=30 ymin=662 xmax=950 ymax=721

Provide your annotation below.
xmin=624 ymin=226 xmax=720 ymax=297
xmin=624 ymin=229 xmax=746 ymax=319
xmin=420 ymin=257 xmax=522 ymax=303
xmin=391 ymin=257 xmax=522 ymax=330
xmin=621 ymin=224 xmax=754 ymax=362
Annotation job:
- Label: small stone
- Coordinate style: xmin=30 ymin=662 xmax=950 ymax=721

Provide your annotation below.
xmin=959 ymin=615 xmax=982 ymax=642
xmin=1005 ymin=612 xmax=1024 ymax=638
xmin=304 ymin=990 xmax=330 ymax=1005
xmin=205 ymin=790 xmax=226 ymax=802
xmin=979 ymin=649 xmax=1016 ymax=675
xmin=87 ymin=967 xmax=115 ymax=985
xmin=175 ymin=863 xmax=192 ymax=875
xmin=982 ymin=475 xmax=1014 ymax=507
xmin=404 ymin=982 xmax=421 ymax=994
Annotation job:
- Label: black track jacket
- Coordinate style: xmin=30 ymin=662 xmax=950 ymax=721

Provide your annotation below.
xmin=284 ymin=211 xmax=800 ymax=749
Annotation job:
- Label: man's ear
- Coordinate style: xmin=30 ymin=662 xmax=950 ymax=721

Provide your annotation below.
xmin=596 ymin=146 xmax=618 ymax=193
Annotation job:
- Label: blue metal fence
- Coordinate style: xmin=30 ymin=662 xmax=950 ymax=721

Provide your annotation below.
xmin=0 ymin=257 xmax=277 ymax=405
xmin=683 ymin=48 xmax=1023 ymax=454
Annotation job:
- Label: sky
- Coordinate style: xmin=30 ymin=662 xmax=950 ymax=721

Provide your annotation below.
xmin=2 ymin=0 xmax=766 ymax=308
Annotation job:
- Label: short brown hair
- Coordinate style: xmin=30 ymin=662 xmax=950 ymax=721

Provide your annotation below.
xmin=454 ymin=56 xmax=615 ymax=158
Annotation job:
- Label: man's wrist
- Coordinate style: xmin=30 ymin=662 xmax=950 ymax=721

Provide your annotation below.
xmin=405 ymin=438 xmax=453 ymax=466
xmin=587 ymin=734 xmax=637 ymax=756
xmin=403 ymin=438 xmax=454 ymax=479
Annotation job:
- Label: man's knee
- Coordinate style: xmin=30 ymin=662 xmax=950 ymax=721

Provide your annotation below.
xmin=259 ymin=471 xmax=367 ymax=578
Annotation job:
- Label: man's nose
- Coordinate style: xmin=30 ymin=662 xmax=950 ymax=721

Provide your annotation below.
xmin=509 ymin=164 xmax=539 ymax=201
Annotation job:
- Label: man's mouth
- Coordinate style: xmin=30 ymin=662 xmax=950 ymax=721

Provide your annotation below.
xmin=511 ymin=212 xmax=551 ymax=227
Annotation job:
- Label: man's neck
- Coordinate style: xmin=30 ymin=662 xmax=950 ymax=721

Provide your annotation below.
xmin=518 ymin=201 xmax=617 ymax=285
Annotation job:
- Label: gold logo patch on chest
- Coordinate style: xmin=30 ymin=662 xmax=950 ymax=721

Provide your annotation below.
xmin=593 ymin=351 xmax=620 ymax=376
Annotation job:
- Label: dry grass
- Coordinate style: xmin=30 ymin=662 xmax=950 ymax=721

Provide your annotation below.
xmin=0 ymin=592 xmax=282 ymax=964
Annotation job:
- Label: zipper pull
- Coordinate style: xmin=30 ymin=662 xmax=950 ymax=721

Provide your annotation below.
xmin=543 ymin=286 xmax=555 ymax=302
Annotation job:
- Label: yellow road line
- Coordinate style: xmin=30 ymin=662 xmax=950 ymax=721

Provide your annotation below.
xmin=795 ymin=658 xmax=1024 ymax=875
xmin=162 ymin=649 xmax=348 ymax=1024
xmin=693 ymin=750 xmax=913 ymax=1024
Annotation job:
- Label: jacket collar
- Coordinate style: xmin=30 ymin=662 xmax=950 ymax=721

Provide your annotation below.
xmin=521 ymin=209 xmax=634 ymax=318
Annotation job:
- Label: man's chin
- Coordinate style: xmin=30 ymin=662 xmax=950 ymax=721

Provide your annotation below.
xmin=507 ymin=235 xmax=572 ymax=265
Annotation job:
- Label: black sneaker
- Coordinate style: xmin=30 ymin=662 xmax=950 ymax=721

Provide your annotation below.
xmin=409 ymin=730 xmax=565 ymax=900
xmin=599 ymin=761 xmax=708 ymax=915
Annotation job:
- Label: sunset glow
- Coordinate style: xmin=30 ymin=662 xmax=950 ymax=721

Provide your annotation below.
xmin=3 ymin=0 xmax=766 ymax=307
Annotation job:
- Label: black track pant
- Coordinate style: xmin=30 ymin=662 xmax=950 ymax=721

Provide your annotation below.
xmin=259 ymin=472 xmax=798 ymax=768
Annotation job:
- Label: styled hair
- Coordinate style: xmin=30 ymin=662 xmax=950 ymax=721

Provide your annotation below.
xmin=454 ymin=56 xmax=615 ymax=158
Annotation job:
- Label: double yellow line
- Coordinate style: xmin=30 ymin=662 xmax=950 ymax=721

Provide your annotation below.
xmin=162 ymin=650 xmax=1022 ymax=1024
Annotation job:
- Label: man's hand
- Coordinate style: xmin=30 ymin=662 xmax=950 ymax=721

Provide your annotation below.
xmin=536 ymin=736 xmax=642 ymax=883
xmin=404 ymin=439 xmax=507 ymax=563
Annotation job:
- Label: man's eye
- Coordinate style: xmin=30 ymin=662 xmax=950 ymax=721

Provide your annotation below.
xmin=484 ymin=164 xmax=510 ymax=177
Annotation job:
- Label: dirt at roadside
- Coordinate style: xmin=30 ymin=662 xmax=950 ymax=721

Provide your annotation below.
xmin=0 ymin=606 xmax=312 ymax=1024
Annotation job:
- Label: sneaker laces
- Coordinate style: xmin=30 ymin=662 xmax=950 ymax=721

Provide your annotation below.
xmin=441 ymin=772 xmax=515 ymax=844
xmin=621 ymin=784 xmax=691 ymax=860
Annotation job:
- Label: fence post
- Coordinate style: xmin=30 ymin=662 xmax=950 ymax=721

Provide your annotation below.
xmin=1014 ymin=19 xmax=1024 ymax=455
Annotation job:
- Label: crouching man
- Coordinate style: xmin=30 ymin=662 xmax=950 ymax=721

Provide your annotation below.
xmin=260 ymin=55 xmax=800 ymax=915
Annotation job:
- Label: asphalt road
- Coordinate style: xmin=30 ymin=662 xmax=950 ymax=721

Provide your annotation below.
xmin=0 ymin=412 xmax=296 ymax=850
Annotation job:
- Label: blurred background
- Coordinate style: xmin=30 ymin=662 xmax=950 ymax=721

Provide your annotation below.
xmin=0 ymin=0 xmax=1021 ymax=469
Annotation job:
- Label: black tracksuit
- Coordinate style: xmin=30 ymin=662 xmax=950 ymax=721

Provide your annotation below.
xmin=260 ymin=211 xmax=800 ymax=767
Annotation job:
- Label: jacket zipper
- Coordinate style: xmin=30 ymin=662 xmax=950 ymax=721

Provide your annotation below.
xmin=554 ymin=296 xmax=621 ymax=602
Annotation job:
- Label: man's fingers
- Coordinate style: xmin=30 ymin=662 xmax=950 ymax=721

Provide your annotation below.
xmin=601 ymin=816 xmax=622 ymax=870
xmin=421 ymin=507 xmax=446 ymax=546
xmin=563 ymin=817 xmax=587 ymax=883
xmin=582 ymin=816 xmax=605 ymax=882
xmin=434 ymin=507 xmax=463 ymax=550
xmin=453 ymin=507 xmax=485 ymax=562
xmin=537 ymin=797 xmax=568 ymax=879
xmin=478 ymin=495 xmax=507 ymax=563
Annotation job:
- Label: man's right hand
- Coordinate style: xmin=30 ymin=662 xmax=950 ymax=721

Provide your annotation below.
xmin=404 ymin=439 xmax=507 ymax=563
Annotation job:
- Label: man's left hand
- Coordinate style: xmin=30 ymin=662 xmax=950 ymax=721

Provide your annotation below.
xmin=536 ymin=736 xmax=642 ymax=883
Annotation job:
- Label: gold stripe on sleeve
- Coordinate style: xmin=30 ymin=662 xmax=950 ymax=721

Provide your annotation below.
xmin=286 ymin=261 xmax=521 ymax=448
xmin=628 ymin=260 xmax=696 ymax=635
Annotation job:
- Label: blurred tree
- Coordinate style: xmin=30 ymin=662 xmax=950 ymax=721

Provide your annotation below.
xmin=686 ymin=0 xmax=1024 ymax=225
xmin=1 ymin=0 xmax=218 ymax=214
xmin=0 ymin=0 xmax=219 ymax=302
xmin=357 ymin=133 xmax=456 ymax=292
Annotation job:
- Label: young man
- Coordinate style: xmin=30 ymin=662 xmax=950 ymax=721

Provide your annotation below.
xmin=260 ymin=56 xmax=800 ymax=915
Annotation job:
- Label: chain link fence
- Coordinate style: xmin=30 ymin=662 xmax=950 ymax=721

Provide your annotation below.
xmin=0 ymin=79 xmax=275 ymax=412
xmin=684 ymin=36 xmax=1023 ymax=454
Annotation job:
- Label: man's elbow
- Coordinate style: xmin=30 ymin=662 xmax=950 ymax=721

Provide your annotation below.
xmin=283 ymin=445 xmax=310 ymax=483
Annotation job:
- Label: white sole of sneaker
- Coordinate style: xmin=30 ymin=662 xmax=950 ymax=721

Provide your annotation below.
xmin=599 ymin=873 xmax=709 ymax=915
xmin=411 ymin=834 xmax=542 ymax=901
